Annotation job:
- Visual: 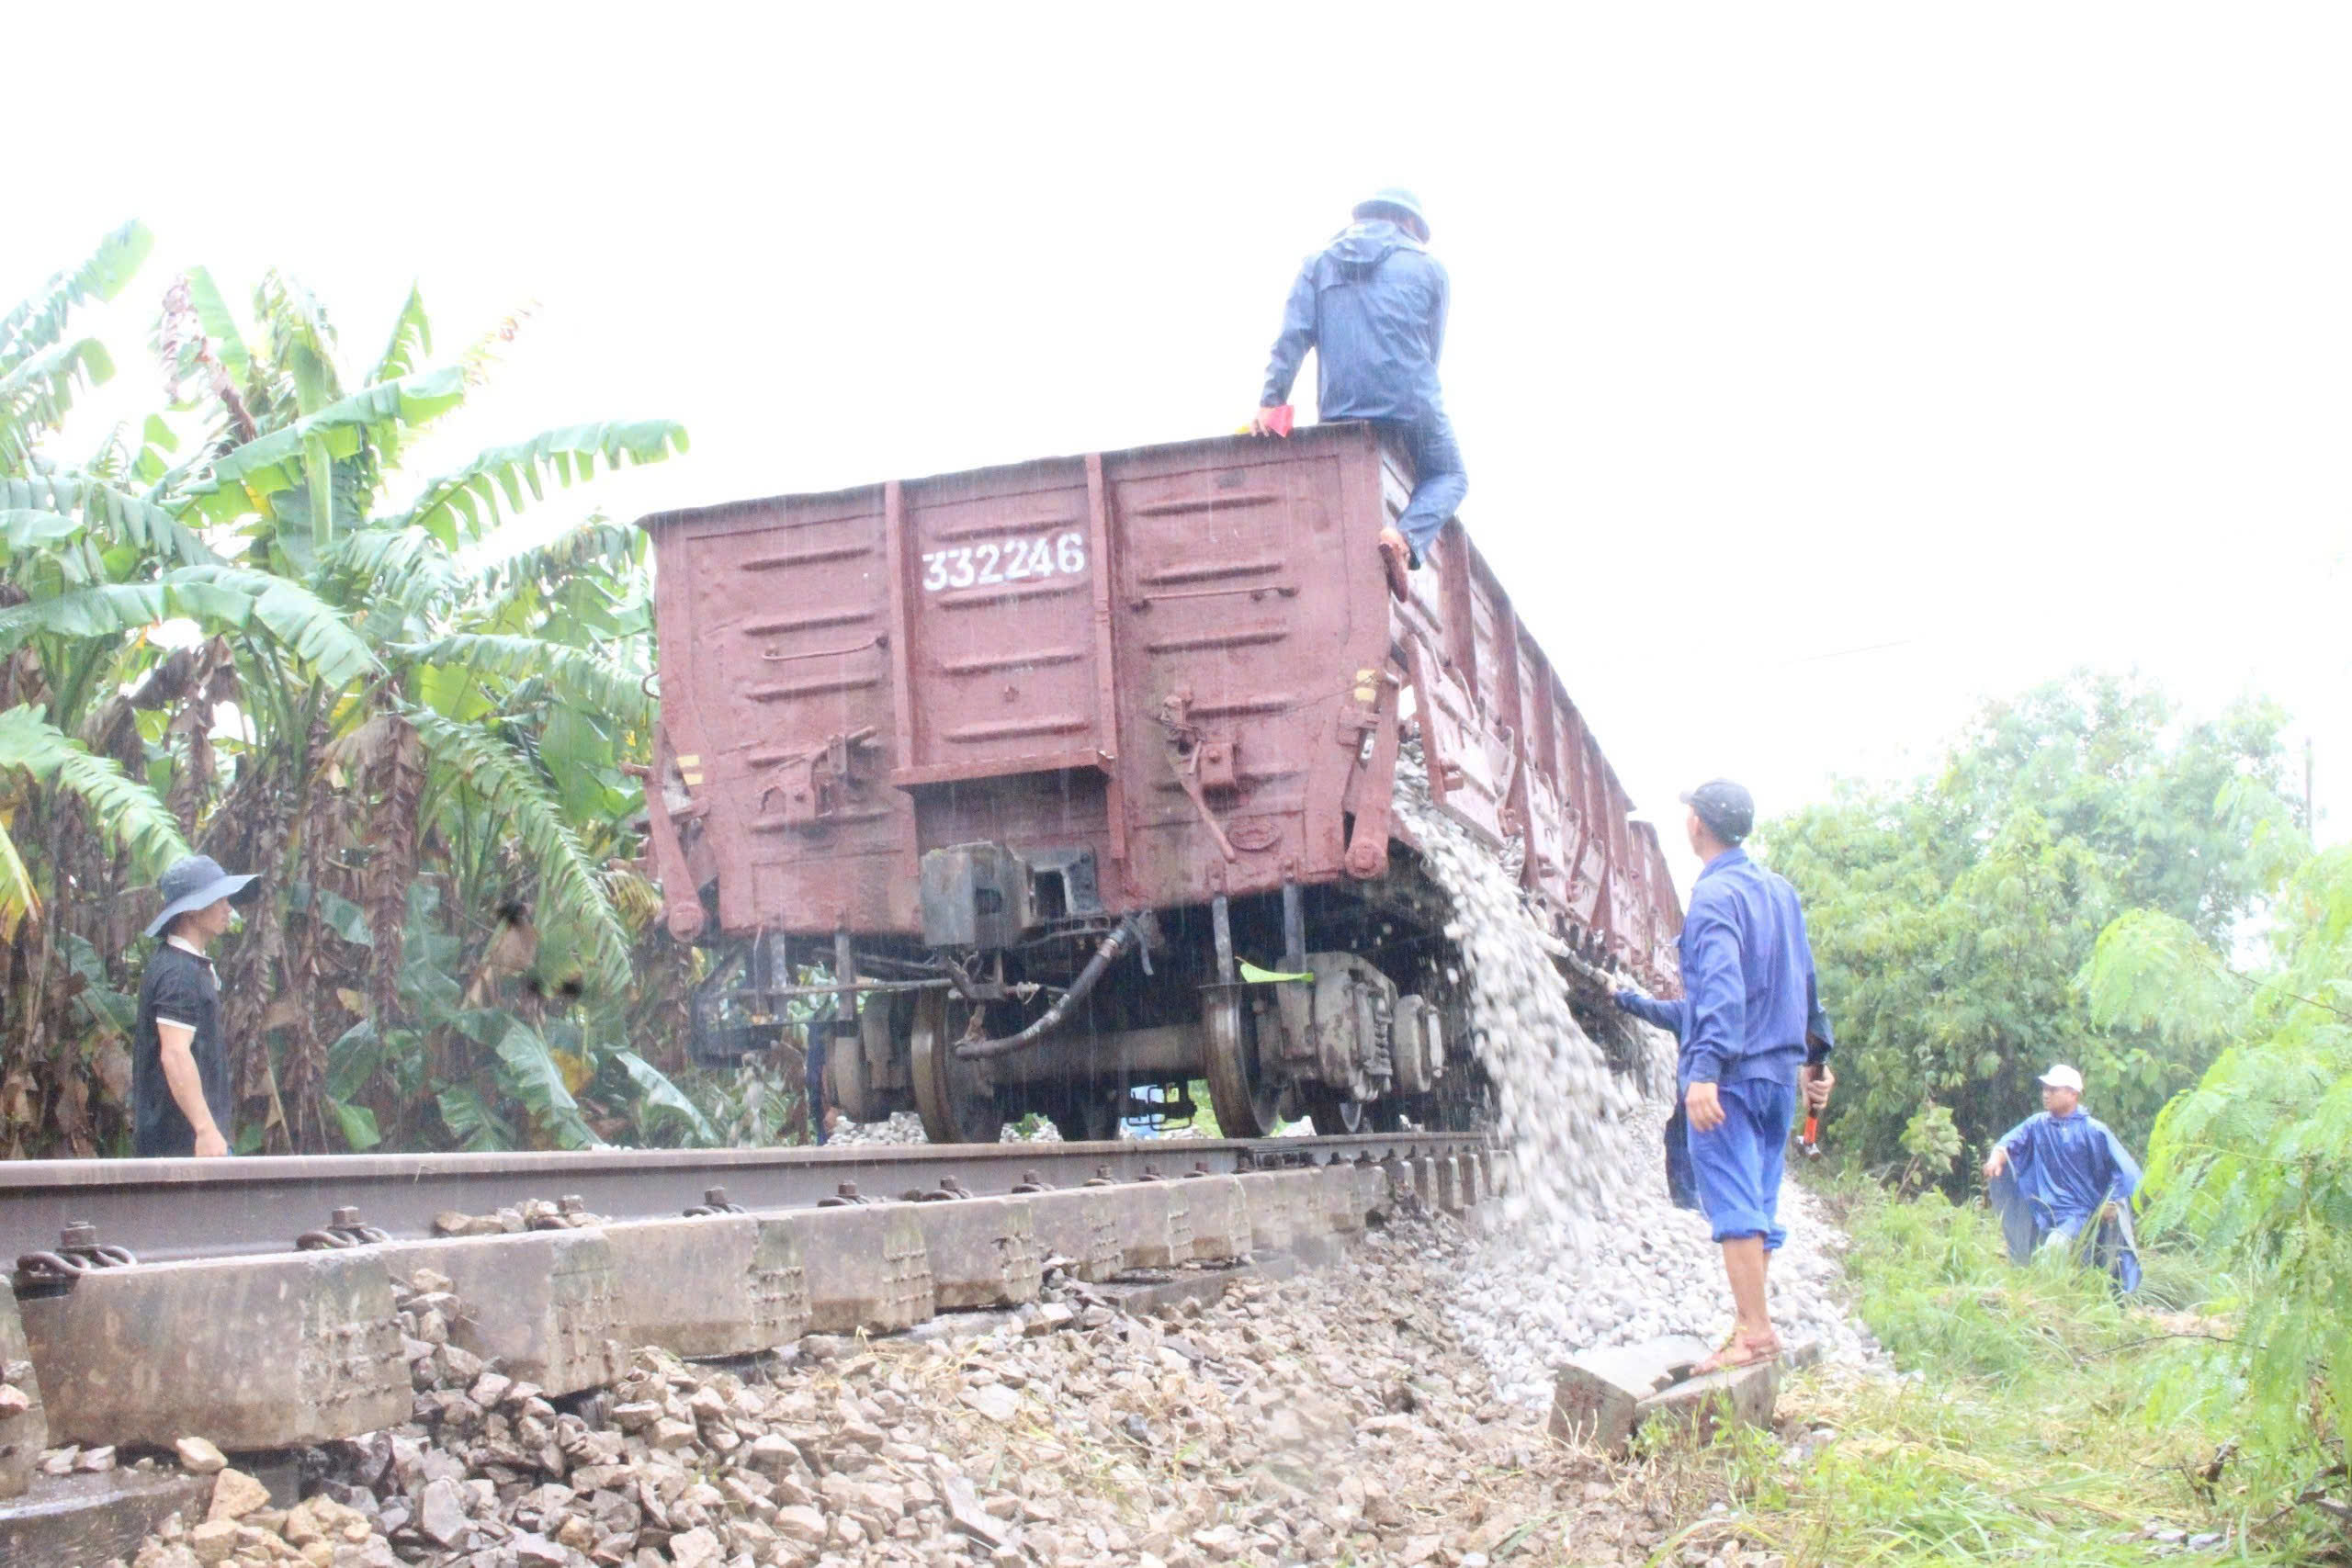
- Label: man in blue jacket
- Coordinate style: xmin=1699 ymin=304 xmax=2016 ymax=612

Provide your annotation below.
xmin=1252 ymin=188 xmax=1464 ymax=602
xmin=1613 ymin=780 xmax=1835 ymax=1371
xmin=1984 ymin=1065 xmax=2143 ymax=1292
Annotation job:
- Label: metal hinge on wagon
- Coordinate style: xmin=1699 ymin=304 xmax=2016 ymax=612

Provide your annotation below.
xmin=757 ymin=728 xmax=885 ymax=829
xmin=918 ymin=841 xmax=1105 ymax=950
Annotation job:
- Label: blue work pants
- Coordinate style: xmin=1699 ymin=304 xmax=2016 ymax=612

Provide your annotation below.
xmin=1685 ymin=1077 xmax=1796 ymax=1248
xmin=1989 ymin=1170 xmax=2143 ymax=1293
xmin=1375 ymin=414 xmax=1467 ymax=564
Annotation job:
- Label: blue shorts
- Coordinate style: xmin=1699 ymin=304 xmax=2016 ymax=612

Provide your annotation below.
xmin=1684 ymin=1077 xmax=1796 ymax=1248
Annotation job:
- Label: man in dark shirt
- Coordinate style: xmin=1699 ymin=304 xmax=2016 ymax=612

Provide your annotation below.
xmin=1613 ymin=780 xmax=1835 ymax=1371
xmin=131 ymin=854 xmax=258 ymax=1157
xmin=1252 ymin=187 xmax=1465 ymax=602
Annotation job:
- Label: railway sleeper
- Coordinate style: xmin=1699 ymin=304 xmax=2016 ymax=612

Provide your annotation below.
xmin=1 ymin=1155 xmax=1473 ymax=1466
xmin=0 ymin=1284 xmax=48 ymax=1499
xmin=15 ymin=1248 xmax=410 ymax=1452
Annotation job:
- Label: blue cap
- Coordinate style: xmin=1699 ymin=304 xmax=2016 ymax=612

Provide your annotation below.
xmin=143 ymin=854 xmax=260 ymax=940
xmin=1679 ymin=780 xmax=1755 ymax=843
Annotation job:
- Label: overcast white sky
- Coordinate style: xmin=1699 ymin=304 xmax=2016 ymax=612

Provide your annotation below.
xmin=10 ymin=5 xmax=2346 ymax=896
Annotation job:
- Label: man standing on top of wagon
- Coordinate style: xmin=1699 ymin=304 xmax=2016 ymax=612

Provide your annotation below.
xmin=1611 ymin=781 xmax=1836 ymax=1373
xmin=130 ymin=853 xmax=260 ymax=1158
xmin=1250 ymin=187 xmax=1465 ymax=603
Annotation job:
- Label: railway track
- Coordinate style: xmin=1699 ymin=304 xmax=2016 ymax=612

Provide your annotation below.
xmin=0 ymin=1130 xmax=1487 ymax=1267
xmin=0 ymin=1129 xmax=1499 ymax=1530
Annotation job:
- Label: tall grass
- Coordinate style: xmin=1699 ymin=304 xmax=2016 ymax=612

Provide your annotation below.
xmin=1669 ymin=1182 xmax=2324 ymax=1566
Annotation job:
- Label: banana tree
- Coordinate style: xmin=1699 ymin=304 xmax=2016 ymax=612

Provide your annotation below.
xmin=3 ymin=223 xmax=708 ymax=1156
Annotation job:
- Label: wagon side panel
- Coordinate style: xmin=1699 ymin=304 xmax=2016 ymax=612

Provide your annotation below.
xmin=1102 ymin=427 xmax=1385 ymax=907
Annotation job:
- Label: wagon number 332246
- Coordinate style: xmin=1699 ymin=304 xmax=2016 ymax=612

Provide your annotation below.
xmin=921 ymin=531 xmax=1087 ymax=592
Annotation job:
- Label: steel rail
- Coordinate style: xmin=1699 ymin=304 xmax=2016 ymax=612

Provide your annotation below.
xmin=0 ymin=1131 xmax=1492 ymax=1268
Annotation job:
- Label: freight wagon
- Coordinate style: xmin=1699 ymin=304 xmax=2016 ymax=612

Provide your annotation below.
xmin=637 ymin=424 xmax=1682 ymax=1142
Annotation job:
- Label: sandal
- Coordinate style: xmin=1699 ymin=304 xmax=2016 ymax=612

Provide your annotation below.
xmin=1376 ymin=527 xmax=1412 ymax=602
xmin=1691 ymin=1328 xmax=1781 ymax=1375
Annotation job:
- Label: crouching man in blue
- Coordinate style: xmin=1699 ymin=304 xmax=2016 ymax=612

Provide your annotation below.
xmin=1984 ymin=1065 xmax=2143 ymax=1292
xmin=1612 ymin=780 xmax=1835 ymax=1372
xmin=1252 ymin=187 xmax=1465 ymax=604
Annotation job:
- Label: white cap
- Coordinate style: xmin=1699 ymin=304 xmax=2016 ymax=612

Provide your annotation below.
xmin=2038 ymin=1065 xmax=2085 ymax=1093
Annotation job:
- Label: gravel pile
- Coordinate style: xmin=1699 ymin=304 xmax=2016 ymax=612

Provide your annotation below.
xmin=1386 ymin=752 xmax=1874 ymax=1395
xmin=1448 ymin=1103 xmax=1877 ymax=1406
xmin=1388 ymin=755 xmax=1648 ymax=1255
xmin=112 ymin=1218 xmax=1781 ymax=1568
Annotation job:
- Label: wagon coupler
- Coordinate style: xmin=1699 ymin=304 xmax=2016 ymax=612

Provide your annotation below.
xmin=952 ymin=913 xmax=1148 ymax=1060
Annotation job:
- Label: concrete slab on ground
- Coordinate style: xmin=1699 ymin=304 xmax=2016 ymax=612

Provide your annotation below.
xmin=0 ymin=1467 xmax=209 ymax=1568
xmin=1550 ymin=1334 xmax=1804 ymax=1453
xmin=1091 ymin=1264 xmax=1257 ymax=1317
xmin=1548 ymin=1335 xmax=1713 ymax=1451
xmin=1634 ymin=1357 xmax=1781 ymax=1447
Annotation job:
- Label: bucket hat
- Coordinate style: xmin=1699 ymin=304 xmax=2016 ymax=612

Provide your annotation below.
xmin=1352 ymin=187 xmax=1430 ymax=233
xmin=143 ymin=854 xmax=260 ymax=941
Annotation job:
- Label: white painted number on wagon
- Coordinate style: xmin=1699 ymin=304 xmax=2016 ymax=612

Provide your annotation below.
xmin=922 ymin=531 xmax=1086 ymax=594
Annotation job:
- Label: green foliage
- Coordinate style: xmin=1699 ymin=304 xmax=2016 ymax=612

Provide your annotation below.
xmin=2081 ymin=910 xmax=2241 ymax=1051
xmin=186 ymin=367 xmax=468 ymax=525
xmin=1 ymin=472 xmax=220 ymax=568
xmin=370 ymin=284 xmax=433 ymax=386
xmin=0 ymin=220 xmax=153 ymax=471
xmin=1707 ymin=1182 xmax=2326 ymax=1565
xmin=1897 ymin=1102 xmax=1962 ymax=1189
xmin=406 ymin=708 xmax=633 ymax=1001
xmin=0 ymin=705 xmax=191 ymax=879
xmin=0 ymin=565 xmax=379 ymax=688
xmin=1759 ymin=671 xmax=2301 ymax=1178
xmin=396 ymin=633 xmax=655 ymax=730
xmin=491 ymin=1018 xmax=600 ymax=1150
xmin=1 ymin=338 xmax=118 ymax=471
xmin=386 ymin=422 xmax=688 ymax=549
xmin=2093 ymin=846 xmax=2352 ymax=1515
xmin=612 ymin=1048 xmax=719 ymax=1145
xmin=0 ymin=220 xmax=153 ymax=372
xmin=1 ymin=221 xmax=711 ymax=1159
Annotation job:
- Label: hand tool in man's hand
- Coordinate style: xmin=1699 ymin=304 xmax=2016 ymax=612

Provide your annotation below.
xmin=1800 ymin=1112 xmax=1822 ymax=1159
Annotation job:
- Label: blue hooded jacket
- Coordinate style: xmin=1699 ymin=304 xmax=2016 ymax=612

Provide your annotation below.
xmin=1260 ymin=220 xmax=1450 ymax=425
xmin=1997 ymin=1110 xmax=2140 ymax=1230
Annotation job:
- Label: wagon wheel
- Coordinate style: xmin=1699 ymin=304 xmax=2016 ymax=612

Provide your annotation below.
xmin=910 ymin=989 xmax=1007 ymax=1145
xmin=826 ymin=1019 xmax=873 ymax=1126
xmin=823 ymin=997 xmax=888 ymax=1125
xmin=1203 ymin=988 xmax=1283 ymax=1139
xmin=1305 ymin=1091 xmax=1366 ymax=1136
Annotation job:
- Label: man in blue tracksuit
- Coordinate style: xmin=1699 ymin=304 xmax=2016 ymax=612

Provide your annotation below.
xmin=1252 ymin=187 xmax=1465 ymax=603
xmin=1613 ymin=780 xmax=1836 ymax=1371
xmin=1984 ymin=1064 xmax=2143 ymax=1292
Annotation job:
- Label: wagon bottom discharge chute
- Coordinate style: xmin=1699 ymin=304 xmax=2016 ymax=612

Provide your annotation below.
xmin=636 ymin=424 xmax=1683 ymax=1143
